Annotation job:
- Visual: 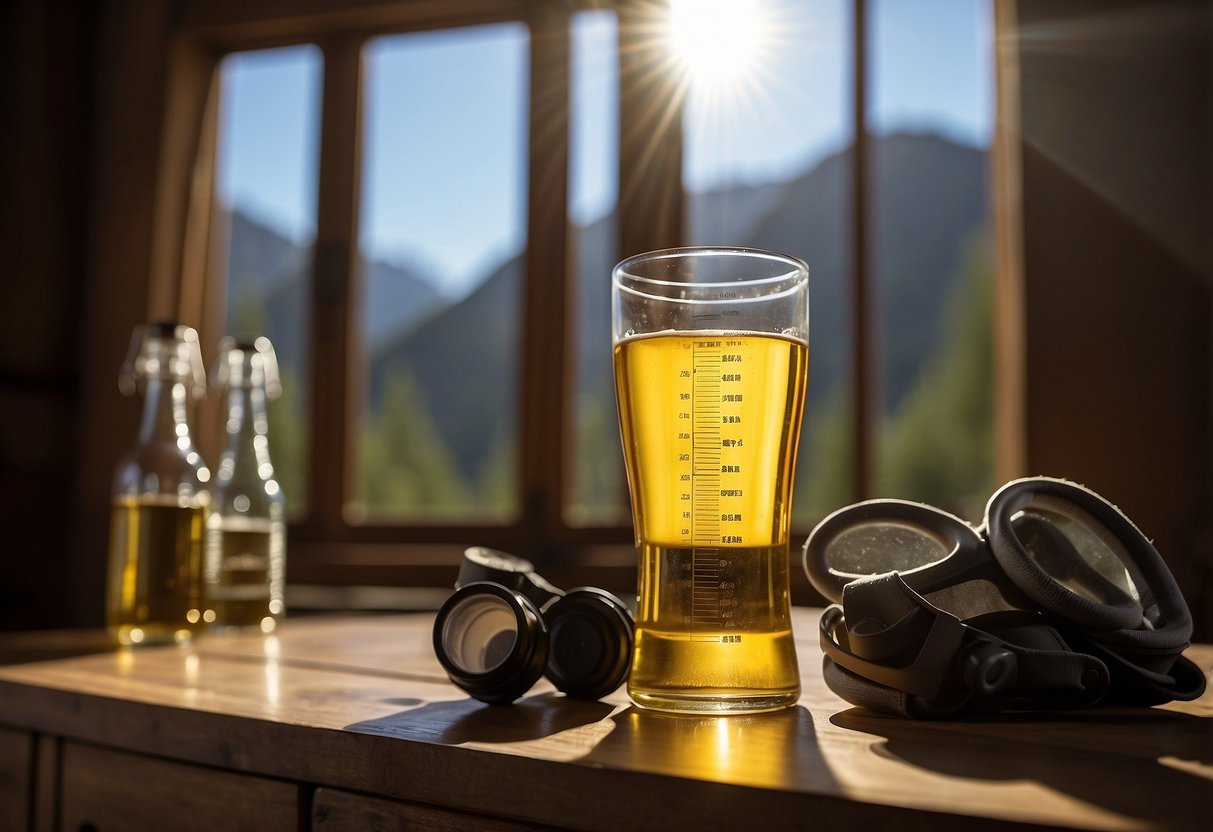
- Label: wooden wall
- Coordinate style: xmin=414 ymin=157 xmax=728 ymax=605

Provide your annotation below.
xmin=0 ymin=0 xmax=94 ymax=628
xmin=1 ymin=0 xmax=174 ymax=629
xmin=1008 ymin=0 xmax=1213 ymax=634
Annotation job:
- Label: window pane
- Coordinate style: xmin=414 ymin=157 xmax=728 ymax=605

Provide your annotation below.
xmin=869 ymin=0 xmax=994 ymax=520
xmin=354 ymin=24 xmax=529 ymax=523
xmin=568 ymin=10 xmax=624 ymax=527
xmin=679 ymin=0 xmax=853 ymax=527
xmin=215 ymin=45 xmax=322 ymax=516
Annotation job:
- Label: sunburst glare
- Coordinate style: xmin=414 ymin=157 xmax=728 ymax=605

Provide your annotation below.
xmin=667 ymin=0 xmax=772 ymax=91
xmin=658 ymin=0 xmax=815 ymax=160
xmin=615 ymin=0 xmax=821 ymax=223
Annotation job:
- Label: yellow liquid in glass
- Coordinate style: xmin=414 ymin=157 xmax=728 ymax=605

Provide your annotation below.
xmin=614 ymin=331 xmax=807 ymax=712
xmin=107 ymin=495 xmax=207 ymax=646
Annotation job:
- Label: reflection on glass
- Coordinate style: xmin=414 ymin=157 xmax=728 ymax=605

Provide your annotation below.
xmin=679 ymin=0 xmax=852 ymax=527
xmin=869 ymin=0 xmax=994 ymax=520
xmin=568 ymin=10 xmax=624 ymax=527
xmin=353 ymin=24 xmax=529 ymax=523
xmin=214 ymin=45 xmax=322 ymax=516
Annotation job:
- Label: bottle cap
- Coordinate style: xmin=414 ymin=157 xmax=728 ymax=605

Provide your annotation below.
xmin=118 ymin=321 xmax=206 ymax=400
xmin=211 ymin=335 xmax=282 ymax=398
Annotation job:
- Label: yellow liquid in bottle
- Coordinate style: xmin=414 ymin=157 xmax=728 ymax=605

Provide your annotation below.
xmin=106 ymin=495 xmax=207 ymax=646
xmin=205 ymin=515 xmax=284 ymax=631
xmin=615 ymin=331 xmax=807 ymax=713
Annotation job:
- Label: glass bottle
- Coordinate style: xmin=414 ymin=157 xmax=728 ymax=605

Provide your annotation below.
xmin=205 ymin=336 xmax=286 ymax=633
xmin=107 ymin=322 xmax=211 ymax=646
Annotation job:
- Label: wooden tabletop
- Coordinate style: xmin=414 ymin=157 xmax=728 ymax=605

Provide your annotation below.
xmin=1 ymin=608 xmax=1210 ymax=831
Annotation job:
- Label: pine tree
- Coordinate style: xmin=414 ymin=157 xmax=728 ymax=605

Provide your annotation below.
xmin=358 ymin=368 xmax=475 ymax=518
xmin=877 ymin=236 xmax=994 ymax=521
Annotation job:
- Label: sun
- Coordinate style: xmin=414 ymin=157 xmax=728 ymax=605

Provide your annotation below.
xmin=666 ymin=0 xmax=770 ymax=91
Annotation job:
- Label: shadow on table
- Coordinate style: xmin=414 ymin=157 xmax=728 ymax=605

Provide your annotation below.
xmin=345 ymin=693 xmax=617 ymax=745
xmin=347 ymin=697 xmax=837 ymax=793
xmin=830 ymin=706 xmax=1213 ymax=827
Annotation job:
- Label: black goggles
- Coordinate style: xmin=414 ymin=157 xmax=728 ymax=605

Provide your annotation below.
xmin=432 ymin=547 xmax=633 ymax=704
xmin=803 ymin=477 xmax=1206 ymax=717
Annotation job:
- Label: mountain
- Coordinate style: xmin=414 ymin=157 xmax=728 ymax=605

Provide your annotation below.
xmin=224 ymin=210 xmax=309 ymax=305
xmin=870 ymin=133 xmax=988 ymax=405
xmin=219 ymin=208 xmax=445 ymax=361
xmin=229 ymin=132 xmax=988 ymax=484
xmin=361 ymin=257 xmax=447 ymax=351
xmin=368 ymin=255 xmax=522 ymax=480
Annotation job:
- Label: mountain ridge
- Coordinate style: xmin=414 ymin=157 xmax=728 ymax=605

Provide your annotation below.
xmin=227 ymin=131 xmax=987 ymax=484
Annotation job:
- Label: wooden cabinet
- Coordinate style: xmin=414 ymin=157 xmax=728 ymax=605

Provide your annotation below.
xmin=312 ymin=788 xmax=547 ymax=832
xmin=59 ymin=743 xmax=298 ymax=832
xmin=0 ymin=727 xmax=32 ymax=832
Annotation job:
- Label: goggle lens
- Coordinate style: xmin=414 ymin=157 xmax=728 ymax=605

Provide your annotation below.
xmin=441 ymin=594 xmax=519 ymax=674
xmin=827 ymin=520 xmax=953 ymax=576
xmin=1013 ymin=505 xmax=1140 ymax=606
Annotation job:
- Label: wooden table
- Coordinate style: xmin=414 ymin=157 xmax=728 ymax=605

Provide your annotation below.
xmin=1 ymin=609 xmax=1210 ymax=831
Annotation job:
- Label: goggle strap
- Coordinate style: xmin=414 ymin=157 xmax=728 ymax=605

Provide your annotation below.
xmin=1073 ymin=636 xmax=1207 ymax=703
xmin=826 ymin=574 xmax=969 ymax=700
xmin=820 ymin=603 xmax=964 ymax=700
xmin=822 ymin=655 xmax=923 ymax=718
xmin=1004 ymin=640 xmax=1108 ymax=699
xmin=821 ymin=586 xmax=1113 ymax=715
xmin=455 ymin=547 xmax=564 ymax=610
xmin=822 ymin=635 xmax=1109 ymax=716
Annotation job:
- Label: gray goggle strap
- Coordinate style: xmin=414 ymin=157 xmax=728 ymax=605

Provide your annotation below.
xmin=820 ymin=573 xmax=1110 ymax=717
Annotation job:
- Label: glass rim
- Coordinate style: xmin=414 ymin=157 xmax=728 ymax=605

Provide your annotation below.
xmin=613 ymin=246 xmax=809 ymax=290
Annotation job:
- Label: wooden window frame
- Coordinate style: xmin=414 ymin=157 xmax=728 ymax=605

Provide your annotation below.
xmin=147 ymin=0 xmax=669 ymax=596
xmin=137 ymin=0 xmax=994 ymax=602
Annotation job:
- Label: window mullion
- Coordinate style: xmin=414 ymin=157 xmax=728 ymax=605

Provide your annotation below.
xmin=618 ymin=1 xmax=684 ymax=256
xmin=520 ymin=2 xmax=573 ymax=558
xmin=851 ymin=0 xmax=874 ymax=502
xmin=309 ymin=36 xmax=364 ymax=536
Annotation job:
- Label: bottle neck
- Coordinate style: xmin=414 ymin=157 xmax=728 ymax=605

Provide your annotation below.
xmin=136 ymin=377 xmax=193 ymax=446
xmin=221 ymin=385 xmax=273 ymax=476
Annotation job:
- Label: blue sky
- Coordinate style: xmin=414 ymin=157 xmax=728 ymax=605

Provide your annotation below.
xmin=216 ymin=0 xmax=991 ymax=297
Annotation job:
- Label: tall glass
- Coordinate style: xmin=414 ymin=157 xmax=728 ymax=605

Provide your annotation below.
xmin=613 ymin=247 xmax=809 ymax=713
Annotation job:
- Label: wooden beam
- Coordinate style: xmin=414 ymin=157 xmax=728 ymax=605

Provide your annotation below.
xmin=991 ymin=0 xmax=1027 ymax=481
xmin=179 ymin=0 xmax=530 ymax=51
xmin=520 ymin=2 xmax=572 ymax=559
xmin=850 ymin=0 xmax=873 ymax=502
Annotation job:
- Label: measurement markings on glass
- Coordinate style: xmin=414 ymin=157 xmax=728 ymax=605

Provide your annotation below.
xmin=691 ymin=340 xmax=723 ymax=642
